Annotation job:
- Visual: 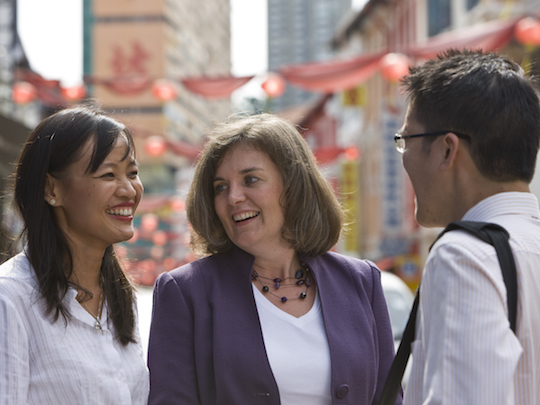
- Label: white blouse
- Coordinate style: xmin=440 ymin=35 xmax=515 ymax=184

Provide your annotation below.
xmin=0 ymin=253 xmax=149 ymax=405
xmin=253 ymin=285 xmax=332 ymax=405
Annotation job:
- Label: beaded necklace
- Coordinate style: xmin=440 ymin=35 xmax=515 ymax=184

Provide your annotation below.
xmin=251 ymin=265 xmax=312 ymax=302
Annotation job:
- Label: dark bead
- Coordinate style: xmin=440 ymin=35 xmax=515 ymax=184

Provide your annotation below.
xmin=300 ymin=292 xmax=307 ymax=299
xmin=296 ymin=280 xmax=304 ymax=285
xmin=305 ymin=277 xmax=312 ymax=287
xmin=281 ymin=296 xmax=287 ymax=302
xmin=273 ymin=278 xmax=281 ymax=283
xmin=274 ymin=281 xmax=280 ymax=289
xmin=295 ymin=270 xmax=304 ymax=279
xmin=262 ymin=286 xmax=269 ymax=293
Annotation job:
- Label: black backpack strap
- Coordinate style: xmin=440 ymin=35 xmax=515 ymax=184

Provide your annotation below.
xmin=433 ymin=221 xmax=518 ymax=333
xmin=376 ymin=290 xmax=419 ymax=405
xmin=375 ymin=221 xmax=518 ymax=405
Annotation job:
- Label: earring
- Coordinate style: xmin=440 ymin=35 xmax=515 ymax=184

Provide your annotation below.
xmin=49 ymin=198 xmax=56 ymax=206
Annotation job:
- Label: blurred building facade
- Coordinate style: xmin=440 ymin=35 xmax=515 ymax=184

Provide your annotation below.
xmin=328 ymin=0 xmax=540 ymax=288
xmin=0 ymin=0 xmax=39 ymax=261
xmin=83 ymin=0 xmax=233 ymax=282
xmin=0 ymin=0 xmax=41 ymax=127
xmin=84 ymin=0 xmax=231 ymax=190
xmin=267 ymin=0 xmax=353 ymax=111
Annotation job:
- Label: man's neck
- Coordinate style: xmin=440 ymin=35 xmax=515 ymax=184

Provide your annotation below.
xmin=452 ymin=180 xmax=530 ymax=224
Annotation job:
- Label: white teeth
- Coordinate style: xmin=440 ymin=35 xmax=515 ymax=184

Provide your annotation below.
xmin=107 ymin=207 xmax=133 ymax=216
xmin=233 ymin=212 xmax=259 ymax=222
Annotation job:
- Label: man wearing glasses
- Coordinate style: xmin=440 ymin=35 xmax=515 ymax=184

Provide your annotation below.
xmin=397 ymin=49 xmax=540 ymax=404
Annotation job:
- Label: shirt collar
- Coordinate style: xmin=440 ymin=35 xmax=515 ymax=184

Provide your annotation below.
xmin=462 ymin=192 xmax=540 ymax=222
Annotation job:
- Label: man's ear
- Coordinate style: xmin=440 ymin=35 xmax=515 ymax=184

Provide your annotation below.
xmin=439 ymin=132 xmax=461 ymax=171
xmin=44 ymin=174 xmax=60 ymax=207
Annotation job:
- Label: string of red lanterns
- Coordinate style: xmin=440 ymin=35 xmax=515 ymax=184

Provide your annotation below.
xmin=11 ymin=16 xmax=540 ymax=105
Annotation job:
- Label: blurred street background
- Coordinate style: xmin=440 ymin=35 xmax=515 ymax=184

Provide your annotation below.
xmin=2 ymin=0 xmax=540 ymax=341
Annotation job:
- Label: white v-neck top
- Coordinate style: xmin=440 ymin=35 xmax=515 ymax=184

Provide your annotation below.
xmin=253 ymin=285 xmax=332 ymax=405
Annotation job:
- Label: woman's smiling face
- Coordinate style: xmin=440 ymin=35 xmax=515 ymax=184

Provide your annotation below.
xmin=48 ymin=135 xmax=144 ymax=252
xmin=213 ymin=144 xmax=286 ymax=257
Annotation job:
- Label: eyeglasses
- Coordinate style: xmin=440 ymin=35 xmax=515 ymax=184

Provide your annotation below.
xmin=394 ymin=130 xmax=470 ymax=153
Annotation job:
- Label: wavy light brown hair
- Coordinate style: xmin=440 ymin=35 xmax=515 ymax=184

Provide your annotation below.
xmin=187 ymin=113 xmax=344 ymax=257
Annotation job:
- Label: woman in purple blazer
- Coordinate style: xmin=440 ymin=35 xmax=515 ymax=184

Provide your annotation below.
xmin=148 ymin=114 xmax=400 ymax=405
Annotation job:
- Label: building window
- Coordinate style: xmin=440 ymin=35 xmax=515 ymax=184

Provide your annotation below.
xmin=428 ymin=0 xmax=451 ymax=36
xmin=466 ymin=0 xmax=479 ymax=10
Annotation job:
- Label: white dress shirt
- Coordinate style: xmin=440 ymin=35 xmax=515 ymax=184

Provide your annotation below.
xmin=404 ymin=192 xmax=540 ymax=405
xmin=0 ymin=252 xmax=149 ymax=405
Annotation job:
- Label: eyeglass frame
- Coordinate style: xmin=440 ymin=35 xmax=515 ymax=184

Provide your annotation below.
xmin=394 ymin=130 xmax=470 ymax=153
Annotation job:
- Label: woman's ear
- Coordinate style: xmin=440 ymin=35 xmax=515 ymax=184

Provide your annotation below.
xmin=44 ymin=174 xmax=60 ymax=207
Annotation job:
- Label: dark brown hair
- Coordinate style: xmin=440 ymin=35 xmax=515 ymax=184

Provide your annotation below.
xmin=13 ymin=103 xmax=137 ymax=346
xmin=402 ymin=49 xmax=540 ymax=182
xmin=187 ymin=113 xmax=344 ymax=257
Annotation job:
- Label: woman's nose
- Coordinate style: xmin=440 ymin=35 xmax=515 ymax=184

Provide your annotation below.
xmin=228 ymin=183 xmax=246 ymax=205
xmin=118 ymin=177 xmax=138 ymax=199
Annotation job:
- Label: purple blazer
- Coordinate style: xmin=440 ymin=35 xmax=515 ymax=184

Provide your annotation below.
xmin=148 ymin=247 xmax=400 ymax=405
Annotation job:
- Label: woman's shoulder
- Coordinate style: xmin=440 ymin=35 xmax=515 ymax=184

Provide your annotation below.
xmin=309 ymin=251 xmax=382 ymax=293
xmin=154 ymin=250 xmax=240 ymax=287
xmin=0 ymin=252 xmax=38 ymax=302
xmin=313 ymin=251 xmax=379 ymax=275
xmin=0 ymin=252 xmax=35 ymax=284
xmin=160 ymin=254 xmax=220 ymax=279
xmin=158 ymin=248 xmax=253 ymax=283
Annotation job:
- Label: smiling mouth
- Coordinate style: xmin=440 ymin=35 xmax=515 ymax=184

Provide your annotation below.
xmin=233 ymin=211 xmax=260 ymax=222
xmin=106 ymin=207 xmax=133 ymax=217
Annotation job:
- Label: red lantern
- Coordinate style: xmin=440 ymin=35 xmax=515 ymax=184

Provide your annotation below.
xmin=514 ymin=17 xmax=540 ymax=46
xmin=380 ymin=53 xmax=410 ymax=82
xmin=170 ymin=197 xmax=185 ymax=212
xmin=152 ymin=230 xmax=168 ymax=246
xmin=152 ymin=79 xmax=178 ymax=101
xmin=61 ymin=85 xmax=87 ymax=101
xmin=141 ymin=213 xmax=159 ymax=233
xmin=344 ymin=146 xmax=360 ymax=161
xmin=150 ymin=245 xmax=164 ymax=260
xmin=261 ymin=73 xmax=286 ymax=98
xmin=12 ymin=82 xmax=37 ymax=104
xmin=145 ymin=136 xmax=167 ymax=157
xmin=162 ymin=257 xmax=177 ymax=271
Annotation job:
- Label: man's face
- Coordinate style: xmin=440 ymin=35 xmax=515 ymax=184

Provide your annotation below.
xmin=400 ymin=107 xmax=446 ymax=228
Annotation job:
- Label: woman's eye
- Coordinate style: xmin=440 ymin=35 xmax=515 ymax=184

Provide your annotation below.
xmin=101 ymin=172 xmax=114 ymax=178
xmin=214 ymin=183 xmax=227 ymax=193
xmin=129 ymin=170 xmax=139 ymax=178
xmin=245 ymin=176 xmax=258 ymax=185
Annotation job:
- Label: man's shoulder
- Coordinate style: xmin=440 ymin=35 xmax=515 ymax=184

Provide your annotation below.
xmin=428 ymin=227 xmax=499 ymax=267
